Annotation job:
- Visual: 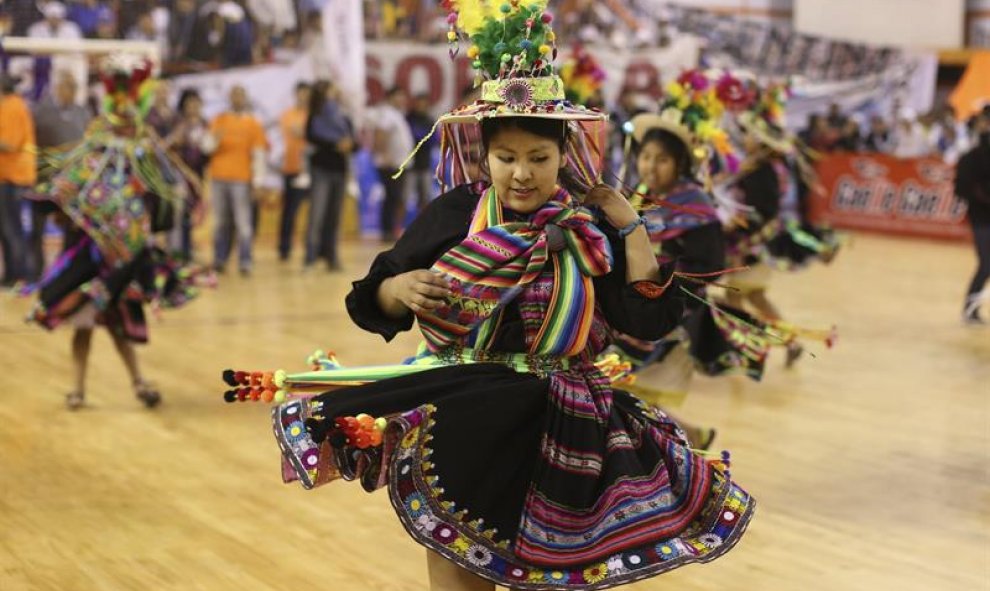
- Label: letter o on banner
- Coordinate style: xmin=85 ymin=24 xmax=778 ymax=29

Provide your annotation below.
xmin=395 ymin=56 xmax=443 ymax=103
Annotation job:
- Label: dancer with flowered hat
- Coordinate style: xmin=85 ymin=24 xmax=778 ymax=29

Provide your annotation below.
xmin=721 ymin=80 xmax=839 ymax=366
xmin=222 ymin=2 xmax=753 ymax=589
xmin=21 ymin=55 xmax=212 ymax=410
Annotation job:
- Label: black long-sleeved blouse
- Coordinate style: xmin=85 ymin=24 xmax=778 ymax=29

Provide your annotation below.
xmin=345 ymin=184 xmax=683 ymax=351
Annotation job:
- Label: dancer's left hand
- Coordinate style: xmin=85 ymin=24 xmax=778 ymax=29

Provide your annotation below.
xmin=584 ymin=184 xmax=639 ymax=229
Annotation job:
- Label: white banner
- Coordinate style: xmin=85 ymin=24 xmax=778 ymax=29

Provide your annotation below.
xmin=322 ymin=0 xmax=367 ymax=117
xmin=171 ymin=36 xmax=701 ymax=187
xmin=783 ymin=51 xmax=938 ymax=129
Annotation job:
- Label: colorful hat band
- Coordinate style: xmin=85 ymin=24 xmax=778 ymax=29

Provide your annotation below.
xmin=481 ymin=75 xmax=565 ymax=110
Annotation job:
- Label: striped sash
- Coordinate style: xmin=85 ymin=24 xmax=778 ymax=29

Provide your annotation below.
xmin=417 ymin=185 xmax=612 ymax=358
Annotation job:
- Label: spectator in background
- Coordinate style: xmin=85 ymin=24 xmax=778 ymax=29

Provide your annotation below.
xmin=219 ymin=0 xmax=254 ymax=67
xmin=116 ymin=0 xmax=148 ymax=37
xmin=28 ymin=71 xmax=91 ymax=280
xmin=188 ymin=9 xmax=225 ymax=64
xmin=304 ymin=80 xmax=354 ymax=271
xmin=277 ymin=81 xmax=311 ymax=262
xmin=863 ymin=115 xmax=893 ymax=152
xmin=0 ymin=74 xmax=37 ymax=286
xmin=3 ymin=0 xmax=42 ymax=36
xmin=797 ymin=113 xmax=819 ymax=146
xmin=246 ymin=0 xmax=296 ymax=37
xmin=940 ymin=122 xmax=966 ymax=165
xmin=93 ymin=10 xmax=118 ymax=40
xmin=28 ymin=2 xmax=82 ymax=39
xmin=168 ymin=0 xmax=200 ymax=64
xmin=301 ymin=10 xmax=330 ymax=78
xmin=801 ymin=114 xmax=836 ymax=152
xmin=369 ymin=87 xmax=413 ymax=242
xmin=834 ymin=119 xmax=861 ymax=152
xmin=144 ymin=80 xmax=175 ymax=138
xmin=164 ymin=88 xmax=210 ymax=261
xmin=892 ymin=108 xmax=930 ymax=158
xmin=205 ymin=85 xmax=267 ymax=276
xmin=127 ymin=11 xmax=169 ymax=60
xmin=955 ymin=109 xmax=990 ymax=324
xmin=406 ymin=92 xmax=436 ymax=213
xmin=826 ymin=102 xmax=847 ymax=130
xmin=67 ymin=0 xmax=114 ymax=38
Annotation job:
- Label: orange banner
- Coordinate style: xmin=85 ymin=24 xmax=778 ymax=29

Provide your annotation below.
xmin=809 ymin=153 xmax=970 ymax=240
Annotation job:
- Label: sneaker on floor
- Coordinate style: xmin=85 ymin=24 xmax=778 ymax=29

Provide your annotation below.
xmin=963 ymin=310 xmax=985 ymax=325
xmin=239 ymin=268 xmax=251 ymax=278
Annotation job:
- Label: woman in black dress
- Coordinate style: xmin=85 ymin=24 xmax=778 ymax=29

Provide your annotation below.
xmin=224 ymin=5 xmax=753 ymax=589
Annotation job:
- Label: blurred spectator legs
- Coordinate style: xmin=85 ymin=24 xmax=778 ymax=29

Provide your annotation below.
xmin=0 ymin=185 xmax=28 ymax=285
xmin=211 ymin=180 xmax=254 ymax=274
xmin=278 ymin=173 xmax=308 ymax=261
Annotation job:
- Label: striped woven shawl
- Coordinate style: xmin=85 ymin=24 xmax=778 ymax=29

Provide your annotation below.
xmin=417 ymin=185 xmax=612 ymax=358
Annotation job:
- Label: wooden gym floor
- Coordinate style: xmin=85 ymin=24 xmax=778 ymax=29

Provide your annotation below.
xmin=0 ymin=232 xmax=987 ymax=591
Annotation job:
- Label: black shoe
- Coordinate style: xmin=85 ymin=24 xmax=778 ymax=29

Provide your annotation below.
xmin=785 ymin=343 xmax=805 ymax=368
xmin=135 ymin=382 xmax=161 ymax=409
xmin=213 ymin=264 xmax=227 ymax=275
xmin=239 ymin=268 xmax=251 ymax=278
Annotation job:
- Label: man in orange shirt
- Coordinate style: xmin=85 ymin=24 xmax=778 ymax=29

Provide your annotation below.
xmin=205 ymin=85 xmax=267 ymax=276
xmin=0 ymin=75 xmax=37 ymax=286
xmin=277 ymin=82 xmax=310 ymax=261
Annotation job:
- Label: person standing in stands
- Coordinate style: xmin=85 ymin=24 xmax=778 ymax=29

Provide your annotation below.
xmin=955 ymin=108 xmax=990 ymax=325
xmin=369 ymin=87 xmax=413 ymax=242
xmin=205 ymin=85 xmax=267 ymax=276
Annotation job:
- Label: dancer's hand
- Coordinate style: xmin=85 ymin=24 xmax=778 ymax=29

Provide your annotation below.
xmin=584 ymin=184 xmax=639 ymax=229
xmin=378 ymin=270 xmax=451 ymax=317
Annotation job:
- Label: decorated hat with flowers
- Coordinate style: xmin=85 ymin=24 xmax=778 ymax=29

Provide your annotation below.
xmin=99 ymin=53 xmax=156 ymax=117
xmin=735 ymin=80 xmax=796 ymax=155
xmin=559 ymin=44 xmax=606 ymax=106
xmin=626 ymin=69 xmax=748 ymax=173
xmin=394 ymin=0 xmax=608 ymax=192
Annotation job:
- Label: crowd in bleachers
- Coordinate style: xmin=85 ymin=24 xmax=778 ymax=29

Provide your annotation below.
xmin=799 ymin=102 xmax=977 ymax=164
xmin=0 ymin=0 xmax=318 ymax=73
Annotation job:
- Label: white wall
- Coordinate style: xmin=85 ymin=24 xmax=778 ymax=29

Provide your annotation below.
xmin=794 ymin=0 xmax=965 ymax=48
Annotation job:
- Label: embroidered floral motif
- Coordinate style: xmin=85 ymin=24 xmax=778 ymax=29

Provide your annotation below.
xmin=500 ymin=79 xmax=536 ymax=111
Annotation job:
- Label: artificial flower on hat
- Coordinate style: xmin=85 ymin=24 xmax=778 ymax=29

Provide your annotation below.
xmin=736 ymin=80 xmax=798 ymax=156
xmin=625 ymin=68 xmax=743 ymax=174
xmin=559 ymin=44 xmax=606 ymax=106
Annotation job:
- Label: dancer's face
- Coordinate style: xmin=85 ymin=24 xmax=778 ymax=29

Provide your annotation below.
xmin=486 ymin=126 xmax=564 ymax=213
xmin=637 ymin=140 xmax=680 ymax=194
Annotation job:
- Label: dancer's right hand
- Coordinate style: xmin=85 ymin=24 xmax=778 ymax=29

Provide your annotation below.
xmin=379 ymin=270 xmax=451 ymax=317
